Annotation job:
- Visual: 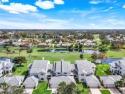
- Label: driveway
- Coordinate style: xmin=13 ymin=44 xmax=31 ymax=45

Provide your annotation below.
xmin=24 ymin=89 xmax=33 ymax=94
xmin=90 ymin=89 xmax=101 ymax=94
xmin=108 ymin=88 xmax=121 ymax=94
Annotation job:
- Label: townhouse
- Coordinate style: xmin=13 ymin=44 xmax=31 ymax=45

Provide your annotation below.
xmin=0 ymin=76 xmax=24 ymax=86
xmin=0 ymin=58 xmax=14 ymax=76
xmin=29 ymin=58 xmax=50 ymax=81
xmin=110 ymin=58 xmax=125 ymax=75
xmin=52 ymin=60 xmax=75 ymax=77
xmin=75 ymin=59 xmax=96 ymax=82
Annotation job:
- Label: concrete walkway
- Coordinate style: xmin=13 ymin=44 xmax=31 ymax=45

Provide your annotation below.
xmin=24 ymin=89 xmax=33 ymax=94
xmin=90 ymin=89 xmax=101 ymax=94
xmin=108 ymin=88 xmax=121 ymax=94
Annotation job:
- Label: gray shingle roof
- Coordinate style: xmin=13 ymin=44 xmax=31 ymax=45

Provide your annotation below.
xmin=8 ymin=76 xmax=24 ymax=86
xmin=85 ymin=75 xmax=100 ymax=86
xmin=100 ymin=75 xmax=122 ymax=84
xmin=0 ymin=77 xmax=12 ymax=83
xmin=30 ymin=60 xmax=49 ymax=74
xmin=53 ymin=61 xmax=71 ymax=73
xmin=49 ymin=76 xmax=76 ymax=88
xmin=23 ymin=76 xmax=38 ymax=86
xmin=75 ymin=60 xmax=96 ymax=74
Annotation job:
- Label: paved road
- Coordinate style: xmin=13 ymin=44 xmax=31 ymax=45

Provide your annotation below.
xmin=108 ymin=88 xmax=121 ymax=94
xmin=90 ymin=89 xmax=101 ymax=94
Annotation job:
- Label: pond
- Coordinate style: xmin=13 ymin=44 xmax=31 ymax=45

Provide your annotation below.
xmin=96 ymin=58 xmax=121 ymax=64
xmin=102 ymin=58 xmax=121 ymax=64
xmin=39 ymin=49 xmax=100 ymax=54
xmin=0 ymin=58 xmax=13 ymax=62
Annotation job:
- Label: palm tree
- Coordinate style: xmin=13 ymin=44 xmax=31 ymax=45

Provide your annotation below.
xmin=57 ymin=82 xmax=80 ymax=94
xmin=10 ymin=86 xmax=24 ymax=94
xmin=0 ymin=83 xmax=24 ymax=94
xmin=26 ymin=48 xmax=33 ymax=57
xmin=18 ymin=48 xmax=22 ymax=56
xmin=115 ymin=81 xmax=123 ymax=88
xmin=0 ymin=82 xmax=9 ymax=94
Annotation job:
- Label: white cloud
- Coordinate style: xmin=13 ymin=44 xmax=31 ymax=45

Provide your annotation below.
xmin=89 ymin=0 xmax=101 ymax=4
xmin=35 ymin=0 xmax=54 ymax=9
xmin=89 ymin=0 xmax=117 ymax=4
xmin=35 ymin=0 xmax=64 ymax=10
xmin=1 ymin=0 xmax=9 ymax=3
xmin=123 ymin=5 xmax=125 ymax=8
xmin=0 ymin=3 xmax=37 ymax=14
xmin=54 ymin=0 xmax=64 ymax=4
xmin=104 ymin=7 xmax=113 ymax=12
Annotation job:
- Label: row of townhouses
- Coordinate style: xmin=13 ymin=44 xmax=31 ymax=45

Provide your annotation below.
xmin=0 ymin=58 xmax=124 ymax=94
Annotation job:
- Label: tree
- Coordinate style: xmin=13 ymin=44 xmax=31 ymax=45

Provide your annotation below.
xmin=115 ymin=81 xmax=123 ymax=88
xmin=0 ymin=82 xmax=24 ymax=94
xmin=99 ymin=45 xmax=108 ymax=53
xmin=98 ymin=53 xmax=107 ymax=60
xmin=79 ymin=44 xmax=83 ymax=52
xmin=74 ymin=45 xmax=79 ymax=51
xmin=26 ymin=48 xmax=33 ymax=57
xmin=13 ymin=56 xmax=27 ymax=66
xmin=111 ymin=42 xmax=123 ymax=51
xmin=57 ymin=82 xmax=80 ymax=94
xmin=0 ymin=82 xmax=9 ymax=94
xmin=18 ymin=48 xmax=22 ymax=56
xmin=80 ymin=54 xmax=84 ymax=59
xmin=91 ymin=52 xmax=98 ymax=60
xmin=102 ymin=38 xmax=110 ymax=45
xmin=68 ymin=45 xmax=73 ymax=52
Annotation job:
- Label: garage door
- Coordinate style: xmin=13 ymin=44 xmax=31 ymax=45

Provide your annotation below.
xmin=24 ymin=85 xmax=35 ymax=89
xmin=106 ymin=84 xmax=115 ymax=88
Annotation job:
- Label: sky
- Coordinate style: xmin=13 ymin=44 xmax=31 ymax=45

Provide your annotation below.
xmin=0 ymin=0 xmax=125 ymax=29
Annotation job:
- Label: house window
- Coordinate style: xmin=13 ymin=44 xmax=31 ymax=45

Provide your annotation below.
xmin=41 ymin=78 xmax=44 ymax=80
xmin=64 ymin=72 xmax=67 ymax=74
xmin=81 ymin=79 xmax=84 ymax=81
xmin=81 ymin=74 xmax=84 ymax=76
xmin=58 ymin=73 xmax=60 ymax=74
xmin=41 ymin=73 xmax=43 ymax=75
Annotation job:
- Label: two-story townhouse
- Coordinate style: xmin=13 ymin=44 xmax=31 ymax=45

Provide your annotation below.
xmin=75 ymin=59 xmax=96 ymax=82
xmin=0 ymin=59 xmax=13 ymax=76
xmin=29 ymin=59 xmax=50 ymax=81
xmin=52 ymin=60 xmax=75 ymax=77
xmin=110 ymin=58 xmax=125 ymax=75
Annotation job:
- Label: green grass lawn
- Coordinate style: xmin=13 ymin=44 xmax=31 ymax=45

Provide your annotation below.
xmin=100 ymin=90 xmax=111 ymax=94
xmin=32 ymin=82 xmax=51 ymax=94
xmin=1 ymin=46 xmax=125 ymax=76
xmin=96 ymin=64 xmax=110 ymax=76
xmin=106 ymin=49 xmax=125 ymax=58
xmin=77 ymin=82 xmax=89 ymax=94
xmin=0 ymin=47 xmax=92 ymax=75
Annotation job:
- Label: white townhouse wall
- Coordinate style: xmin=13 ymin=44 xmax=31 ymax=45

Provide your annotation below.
xmin=0 ymin=59 xmax=13 ymax=76
xmin=110 ymin=58 xmax=125 ymax=75
xmin=52 ymin=60 xmax=75 ymax=77
xmin=75 ymin=59 xmax=96 ymax=82
xmin=29 ymin=59 xmax=50 ymax=81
